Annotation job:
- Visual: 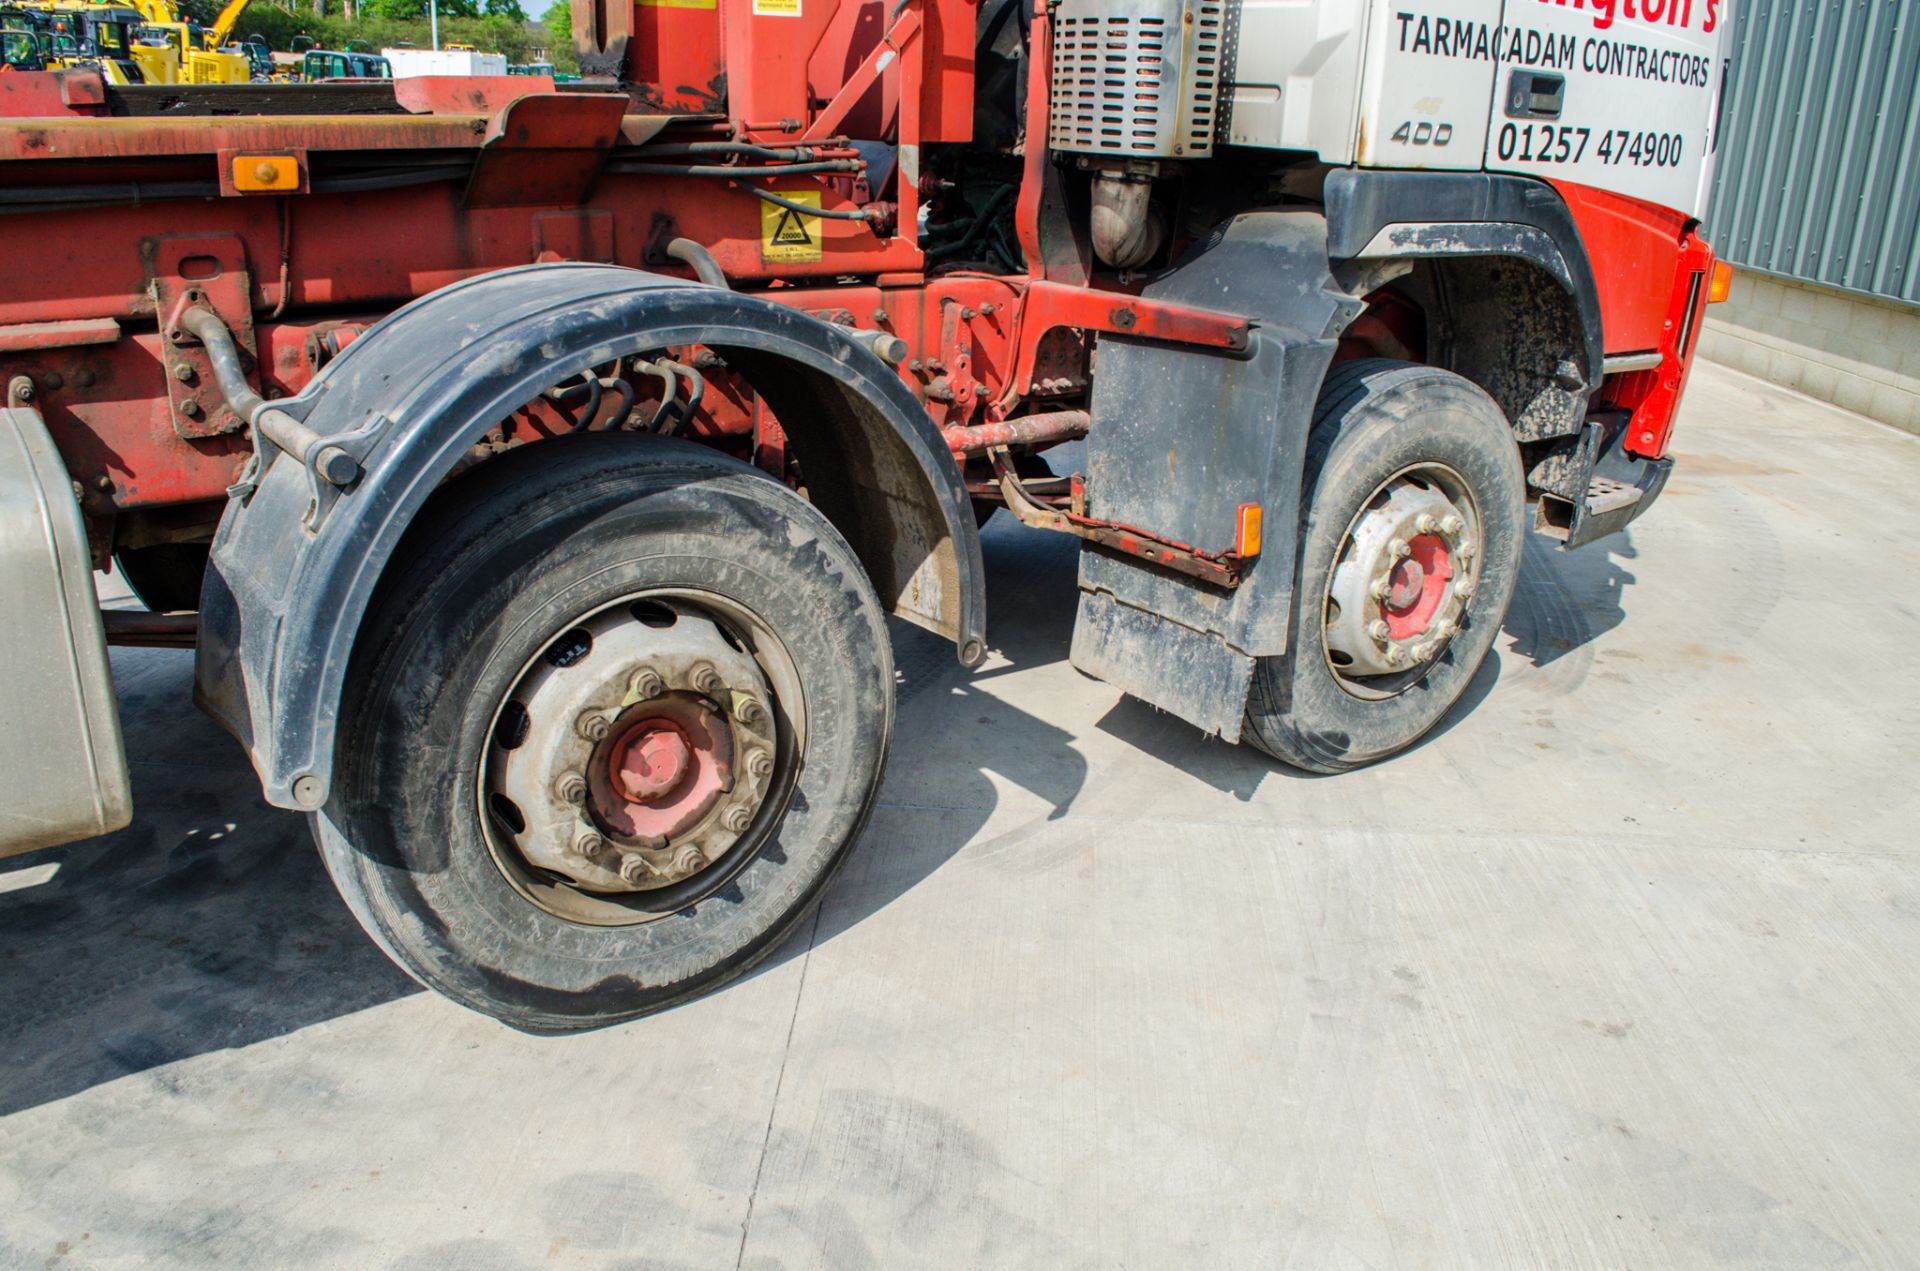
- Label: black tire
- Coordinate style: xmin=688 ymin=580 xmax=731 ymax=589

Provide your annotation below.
xmin=317 ymin=433 xmax=893 ymax=1031
xmin=1244 ymin=359 xmax=1525 ymax=773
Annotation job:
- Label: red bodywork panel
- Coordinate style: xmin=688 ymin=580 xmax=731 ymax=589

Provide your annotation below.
xmin=1553 ymin=179 xmax=1715 ymax=460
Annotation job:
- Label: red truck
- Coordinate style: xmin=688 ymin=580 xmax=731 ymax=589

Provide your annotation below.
xmin=0 ymin=0 xmax=1735 ymax=1028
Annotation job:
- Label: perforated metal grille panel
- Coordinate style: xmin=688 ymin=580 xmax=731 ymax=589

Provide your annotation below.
xmin=1049 ymin=0 xmax=1221 ymax=158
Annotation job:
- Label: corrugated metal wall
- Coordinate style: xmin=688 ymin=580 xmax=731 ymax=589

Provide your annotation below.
xmin=1704 ymin=0 xmax=1919 ymax=307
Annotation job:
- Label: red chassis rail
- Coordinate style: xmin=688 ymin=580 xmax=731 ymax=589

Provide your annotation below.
xmin=0 ymin=62 xmax=1252 ymax=581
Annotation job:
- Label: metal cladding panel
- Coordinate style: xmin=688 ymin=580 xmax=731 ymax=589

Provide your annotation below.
xmin=1050 ymin=0 xmax=1225 ymax=157
xmin=1704 ymin=0 xmax=1920 ymax=306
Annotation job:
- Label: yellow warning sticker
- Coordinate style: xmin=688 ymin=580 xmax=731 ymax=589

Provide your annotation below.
xmin=639 ymin=0 xmax=716 ymax=8
xmin=752 ymin=0 xmax=801 ymax=14
xmin=759 ymin=191 xmax=823 ymax=264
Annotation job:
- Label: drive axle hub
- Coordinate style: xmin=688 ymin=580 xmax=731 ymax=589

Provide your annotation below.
xmin=483 ymin=599 xmax=781 ymax=897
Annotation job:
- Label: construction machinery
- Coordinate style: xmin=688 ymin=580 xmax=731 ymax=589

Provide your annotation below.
xmin=0 ymin=0 xmax=1737 ymax=1027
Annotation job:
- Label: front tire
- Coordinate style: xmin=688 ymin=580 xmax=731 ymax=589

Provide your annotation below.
xmin=319 ymin=433 xmax=893 ymax=1031
xmin=1244 ymin=360 xmax=1525 ymax=773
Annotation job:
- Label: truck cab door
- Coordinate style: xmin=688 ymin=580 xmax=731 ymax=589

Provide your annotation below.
xmin=1480 ymin=0 xmax=1731 ymax=219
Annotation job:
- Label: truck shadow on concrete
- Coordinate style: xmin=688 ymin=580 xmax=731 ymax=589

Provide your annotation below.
xmin=0 ymin=517 xmax=1632 ymax=1114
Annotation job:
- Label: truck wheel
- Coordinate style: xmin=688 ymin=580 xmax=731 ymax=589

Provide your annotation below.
xmin=1244 ymin=360 xmax=1524 ymax=773
xmin=316 ymin=433 xmax=892 ymax=1031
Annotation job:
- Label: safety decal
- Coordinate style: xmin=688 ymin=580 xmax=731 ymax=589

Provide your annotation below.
xmin=759 ymin=191 xmax=822 ymax=264
xmin=752 ymin=0 xmax=801 ymax=14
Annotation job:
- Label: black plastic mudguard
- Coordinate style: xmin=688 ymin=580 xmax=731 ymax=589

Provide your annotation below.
xmin=196 ymin=264 xmax=983 ymax=810
xmin=1070 ymin=211 xmax=1362 ymax=742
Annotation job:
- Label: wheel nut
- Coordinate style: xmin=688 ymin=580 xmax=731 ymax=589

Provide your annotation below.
xmin=1441 ymin=515 xmax=1464 ymax=537
xmin=722 ymin=804 xmax=753 ymax=833
xmin=746 ymin=749 xmax=774 ymax=781
xmin=1416 ymin=514 xmax=1437 ymax=534
xmin=1367 ymin=619 xmax=1391 ymax=643
xmin=671 ymin=843 xmax=707 ymax=874
xmin=573 ymin=831 xmax=606 ymax=858
xmin=1390 ymin=538 xmax=1410 ymax=560
xmin=1384 ymin=645 xmax=1406 ymax=667
xmin=690 ymin=663 xmax=724 ymax=697
xmin=1456 ymin=579 xmax=1476 ymax=600
xmin=1369 ymin=575 xmax=1392 ymax=601
xmin=629 ymin=668 xmax=665 ymax=700
xmin=576 ymin=710 xmax=610 ymax=741
xmin=554 ymin=773 xmax=587 ymax=804
xmin=733 ymin=696 xmax=766 ymax=726
xmin=619 ymin=853 xmax=652 ymax=884
xmin=1433 ymin=618 xmax=1457 ymax=639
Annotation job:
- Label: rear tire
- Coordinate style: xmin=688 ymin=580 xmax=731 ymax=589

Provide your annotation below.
xmin=1244 ymin=360 xmax=1524 ymax=773
xmin=318 ymin=433 xmax=893 ymax=1031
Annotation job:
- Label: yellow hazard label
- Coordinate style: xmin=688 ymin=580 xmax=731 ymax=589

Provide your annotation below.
xmin=639 ymin=0 xmax=716 ymax=9
xmin=759 ymin=191 xmax=823 ymax=263
xmin=752 ymin=0 xmax=801 ymax=15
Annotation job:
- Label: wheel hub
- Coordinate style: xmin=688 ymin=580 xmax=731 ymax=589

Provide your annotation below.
xmin=485 ymin=603 xmax=780 ymax=894
xmin=1324 ymin=471 xmax=1478 ymax=679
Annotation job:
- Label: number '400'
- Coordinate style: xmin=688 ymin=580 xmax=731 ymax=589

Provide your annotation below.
xmin=1391 ymin=121 xmax=1454 ymax=146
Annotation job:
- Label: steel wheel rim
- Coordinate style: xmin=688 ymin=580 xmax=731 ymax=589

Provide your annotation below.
xmin=476 ymin=587 xmax=805 ymax=926
xmin=1321 ymin=460 xmax=1483 ymax=702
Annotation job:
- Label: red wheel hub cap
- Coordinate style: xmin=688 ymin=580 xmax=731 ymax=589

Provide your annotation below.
xmin=1381 ymin=533 xmax=1454 ymax=639
xmin=613 ymin=722 xmax=692 ymax=802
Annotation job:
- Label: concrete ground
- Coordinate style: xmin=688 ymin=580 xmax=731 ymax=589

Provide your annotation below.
xmin=2 ymin=360 xmax=1916 ymax=1268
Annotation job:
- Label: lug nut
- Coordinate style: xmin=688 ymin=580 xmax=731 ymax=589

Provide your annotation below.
xmin=1367 ymin=619 xmax=1391 ymax=643
xmin=576 ymin=710 xmax=610 ymax=741
xmin=629 ymin=668 xmax=665 ymax=700
xmin=1369 ymin=575 xmax=1392 ymax=601
xmin=619 ymin=853 xmax=653 ymax=883
xmin=722 ymin=804 xmax=753 ymax=833
xmin=1433 ymin=618 xmax=1457 ymax=639
xmin=1384 ymin=645 xmax=1406 ymax=667
xmin=746 ymin=749 xmax=774 ymax=781
xmin=671 ymin=844 xmax=707 ymax=874
xmin=1456 ymin=579 xmax=1476 ymax=600
xmin=1416 ymin=513 xmax=1437 ymax=534
xmin=554 ymin=772 xmax=587 ymax=804
xmin=573 ymin=831 xmax=606 ymax=858
xmin=733 ymin=696 xmax=766 ymax=726
xmin=1389 ymin=538 xmax=1410 ymax=560
xmin=690 ymin=663 xmax=724 ymax=697
xmin=1441 ymin=514 xmax=1464 ymax=537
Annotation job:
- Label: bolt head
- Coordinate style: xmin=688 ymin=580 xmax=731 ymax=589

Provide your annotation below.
xmin=619 ymin=853 xmax=652 ymax=883
xmin=573 ymin=831 xmax=606 ymax=858
xmin=671 ymin=843 xmax=707 ymax=874
xmin=1389 ymin=538 xmax=1410 ymax=560
xmin=179 ymin=400 xmax=202 ymax=418
xmin=1456 ymin=578 xmax=1476 ymax=601
xmin=734 ymin=696 xmax=765 ymax=726
xmin=1441 ymin=515 xmax=1464 ymax=537
xmin=1433 ymin=618 xmax=1457 ymax=639
xmin=1416 ymin=514 xmax=1437 ymax=534
xmin=746 ymin=749 xmax=774 ymax=781
xmin=629 ymin=668 xmax=665 ymax=700
xmin=1367 ymin=619 xmax=1391 ymax=643
xmin=172 ymin=362 xmax=195 ymax=383
xmin=555 ymin=773 xmax=587 ymax=804
xmin=576 ymin=710 xmax=610 ymax=741
xmin=690 ymin=663 xmax=724 ymax=697
xmin=1369 ymin=575 xmax=1392 ymax=601
xmin=722 ymin=804 xmax=753 ymax=833
xmin=1384 ymin=645 xmax=1406 ymax=667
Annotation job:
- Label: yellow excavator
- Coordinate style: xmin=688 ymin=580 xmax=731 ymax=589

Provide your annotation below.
xmin=123 ymin=0 xmax=256 ymax=83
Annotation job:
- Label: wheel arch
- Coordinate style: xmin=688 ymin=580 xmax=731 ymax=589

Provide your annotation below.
xmin=195 ymin=263 xmax=984 ymax=811
xmin=1326 ymin=169 xmax=1603 ymax=448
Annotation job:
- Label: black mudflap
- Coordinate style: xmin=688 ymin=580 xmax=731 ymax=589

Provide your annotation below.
xmin=1068 ymin=211 xmax=1360 ymax=739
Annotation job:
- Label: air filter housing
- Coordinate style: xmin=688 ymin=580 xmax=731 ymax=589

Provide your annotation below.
xmin=1048 ymin=0 xmax=1225 ymax=159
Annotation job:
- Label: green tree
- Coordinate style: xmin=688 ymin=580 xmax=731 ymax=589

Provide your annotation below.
xmin=540 ymin=1 xmax=569 ymax=51
xmin=483 ymin=0 xmax=526 ymax=21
